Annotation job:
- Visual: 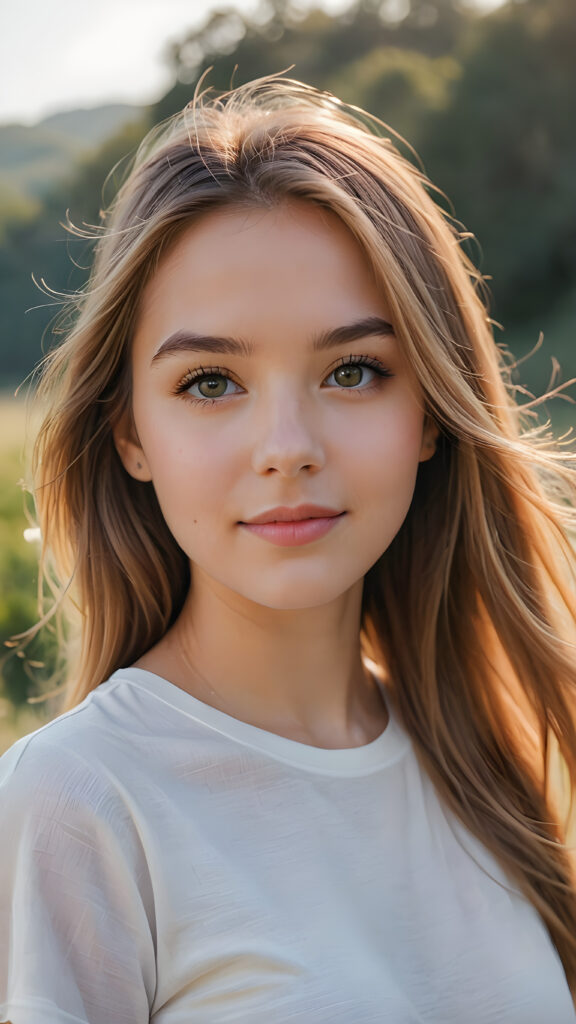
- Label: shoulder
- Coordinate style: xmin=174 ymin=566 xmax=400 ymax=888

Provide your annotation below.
xmin=0 ymin=684 xmax=156 ymax=923
xmin=0 ymin=686 xmax=158 ymax=1022
xmin=1 ymin=671 xmax=156 ymax=783
xmin=0 ymin=678 xmax=147 ymax=841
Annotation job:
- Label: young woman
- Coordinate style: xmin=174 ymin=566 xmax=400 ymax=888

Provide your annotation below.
xmin=1 ymin=75 xmax=575 ymax=1022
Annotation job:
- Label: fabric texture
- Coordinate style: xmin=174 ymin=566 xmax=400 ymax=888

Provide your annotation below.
xmin=1 ymin=667 xmax=574 ymax=1023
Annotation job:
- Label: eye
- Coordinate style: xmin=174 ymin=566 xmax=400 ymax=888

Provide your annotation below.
xmin=324 ymin=356 xmax=393 ymax=389
xmin=329 ymin=364 xmax=368 ymax=388
xmin=191 ymin=373 xmax=240 ymax=400
xmin=174 ymin=367 xmax=243 ymax=402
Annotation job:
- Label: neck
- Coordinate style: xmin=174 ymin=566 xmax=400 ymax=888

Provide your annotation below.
xmin=136 ymin=570 xmax=387 ymax=748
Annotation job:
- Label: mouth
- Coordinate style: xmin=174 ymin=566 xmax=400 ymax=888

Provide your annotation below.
xmin=238 ymin=507 xmax=346 ymax=547
xmin=240 ymin=504 xmax=344 ymax=526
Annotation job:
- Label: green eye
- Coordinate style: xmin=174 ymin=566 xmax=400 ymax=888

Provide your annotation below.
xmin=196 ymin=375 xmax=229 ymax=398
xmin=325 ymin=357 xmax=392 ymax=390
xmin=333 ymin=364 xmax=364 ymax=388
xmin=176 ymin=366 xmax=244 ymax=403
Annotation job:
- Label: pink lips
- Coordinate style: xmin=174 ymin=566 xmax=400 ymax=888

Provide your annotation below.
xmin=239 ymin=505 xmax=345 ymax=547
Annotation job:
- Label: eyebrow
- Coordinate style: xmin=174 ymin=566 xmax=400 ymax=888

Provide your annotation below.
xmin=150 ymin=315 xmax=395 ymax=365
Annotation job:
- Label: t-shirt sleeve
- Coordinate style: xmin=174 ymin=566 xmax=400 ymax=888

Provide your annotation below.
xmin=0 ymin=735 xmax=157 ymax=1024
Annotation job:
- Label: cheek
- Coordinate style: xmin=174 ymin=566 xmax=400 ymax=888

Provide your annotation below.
xmin=137 ymin=396 xmax=227 ymax=474
xmin=136 ymin=411 xmax=238 ymax=531
xmin=346 ymin=407 xmax=425 ymax=541
xmin=339 ymin=400 xmax=425 ymax=482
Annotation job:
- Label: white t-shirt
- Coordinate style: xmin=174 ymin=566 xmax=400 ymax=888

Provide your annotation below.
xmin=0 ymin=667 xmax=573 ymax=1023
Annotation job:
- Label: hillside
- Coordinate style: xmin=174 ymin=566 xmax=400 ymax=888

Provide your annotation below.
xmin=0 ymin=103 xmax=143 ymax=212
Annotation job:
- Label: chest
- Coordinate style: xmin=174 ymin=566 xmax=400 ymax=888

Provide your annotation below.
xmin=136 ymin=757 xmax=575 ymax=1022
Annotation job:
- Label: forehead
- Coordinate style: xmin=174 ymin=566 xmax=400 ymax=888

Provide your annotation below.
xmin=134 ymin=202 xmax=388 ymax=340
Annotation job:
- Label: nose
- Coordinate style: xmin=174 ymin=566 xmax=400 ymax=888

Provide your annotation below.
xmin=250 ymin=390 xmax=326 ymax=477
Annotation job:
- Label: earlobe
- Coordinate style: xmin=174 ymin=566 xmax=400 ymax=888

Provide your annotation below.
xmin=419 ymin=417 xmax=440 ymax=463
xmin=112 ymin=412 xmax=153 ymax=482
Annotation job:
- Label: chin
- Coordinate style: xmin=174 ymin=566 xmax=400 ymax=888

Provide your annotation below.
xmin=230 ymin=574 xmax=362 ymax=612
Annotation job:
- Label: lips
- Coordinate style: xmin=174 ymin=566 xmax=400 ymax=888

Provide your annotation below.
xmin=241 ymin=504 xmax=343 ymax=525
xmin=238 ymin=506 xmax=346 ymax=547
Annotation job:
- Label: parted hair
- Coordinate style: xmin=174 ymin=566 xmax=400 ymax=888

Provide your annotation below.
xmin=30 ymin=75 xmax=576 ymax=990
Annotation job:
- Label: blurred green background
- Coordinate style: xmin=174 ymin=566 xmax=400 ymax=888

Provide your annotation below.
xmin=1 ymin=0 xmax=575 ymax=750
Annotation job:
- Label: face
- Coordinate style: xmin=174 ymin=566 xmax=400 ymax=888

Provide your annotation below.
xmin=115 ymin=202 xmax=437 ymax=611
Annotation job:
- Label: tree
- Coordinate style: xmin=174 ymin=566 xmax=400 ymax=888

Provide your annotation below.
xmin=419 ymin=0 xmax=576 ymax=323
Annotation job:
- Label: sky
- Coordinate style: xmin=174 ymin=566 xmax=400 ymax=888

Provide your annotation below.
xmin=0 ymin=0 xmax=354 ymax=125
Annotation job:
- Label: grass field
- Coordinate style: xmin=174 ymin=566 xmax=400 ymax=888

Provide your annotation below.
xmin=0 ymin=393 xmax=50 ymax=753
xmin=0 ymin=393 xmax=28 ymax=449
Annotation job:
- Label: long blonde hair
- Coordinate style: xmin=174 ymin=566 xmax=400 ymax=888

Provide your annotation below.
xmin=30 ymin=76 xmax=576 ymax=988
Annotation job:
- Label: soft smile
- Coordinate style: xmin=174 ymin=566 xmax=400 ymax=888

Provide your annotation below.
xmin=239 ymin=505 xmax=346 ymax=547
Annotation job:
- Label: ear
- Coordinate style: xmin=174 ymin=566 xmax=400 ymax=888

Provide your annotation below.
xmin=112 ymin=409 xmax=153 ymax=482
xmin=419 ymin=416 xmax=440 ymax=463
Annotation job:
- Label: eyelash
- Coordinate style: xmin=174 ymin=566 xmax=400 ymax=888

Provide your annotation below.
xmin=172 ymin=355 xmax=394 ymax=406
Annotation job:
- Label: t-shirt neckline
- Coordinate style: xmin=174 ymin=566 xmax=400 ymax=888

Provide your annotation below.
xmin=110 ymin=666 xmax=409 ymax=776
